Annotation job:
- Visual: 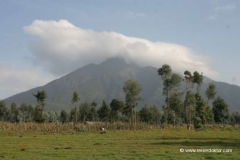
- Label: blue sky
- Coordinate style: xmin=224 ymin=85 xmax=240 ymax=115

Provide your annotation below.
xmin=0 ymin=0 xmax=239 ymax=99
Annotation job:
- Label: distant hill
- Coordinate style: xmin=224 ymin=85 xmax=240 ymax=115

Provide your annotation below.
xmin=4 ymin=58 xmax=240 ymax=112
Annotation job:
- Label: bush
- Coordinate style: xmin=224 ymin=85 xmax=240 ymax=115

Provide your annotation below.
xmin=193 ymin=117 xmax=202 ymax=130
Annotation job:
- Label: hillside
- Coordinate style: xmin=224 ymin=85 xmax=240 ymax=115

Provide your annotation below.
xmin=4 ymin=58 xmax=240 ymax=111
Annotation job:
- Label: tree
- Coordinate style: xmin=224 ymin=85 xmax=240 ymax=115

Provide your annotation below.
xmin=33 ymin=90 xmax=47 ymax=123
xmin=45 ymin=111 xmax=58 ymax=123
xmin=33 ymin=105 xmax=45 ymax=123
xmin=185 ymin=91 xmax=196 ymax=126
xmin=97 ymin=100 xmax=110 ymax=122
xmin=158 ymin=64 xmax=172 ymax=107
xmin=205 ymin=83 xmax=216 ymax=105
xmin=60 ymin=109 xmax=69 ymax=124
xmin=19 ymin=103 xmax=27 ymax=122
xmin=123 ymin=79 xmax=142 ymax=130
xmin=195 ymin=94 xmax=207 ymax=125
xmin=25 ymin=105 xmax=34 ymax=122
xmin=91 ymin=101 xmax=97 ymax=107
xmin=193 ymin=71 xmax=203 ymax=93
xmin=168 ymin=73 xmax=182 ymax=93
xmin=110 ymin=99 xmax=125 ymax=122
xmin=212 ymin=96 xmax=229 ymax=124
xmin=205 ymin=106 xmax=214 ymax=124
xmin=139 ymin=104 xmax=161 ymax=124
xmin=33 ymin=90 xmax=47 ymax=109
xmin=8 ymin=102 xmax=22 ymax=123
xmin=88 ymin=105 xmax=98 ymax=121
xmin=72 ymin=91 xmax=80 ymax=126
xmin=0 ymin=101 xmax=7 ymax=121
xmin=230 ymin=112 xmax=240 ymax=125
xmin=168 ymin=92 xmax=184 ymax=126
xmin=183 ymin=70 xmax=194 ymax=126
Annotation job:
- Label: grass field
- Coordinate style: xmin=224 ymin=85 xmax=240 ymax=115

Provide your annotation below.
xmin=0 ymin=125 xmax=240 ymax=160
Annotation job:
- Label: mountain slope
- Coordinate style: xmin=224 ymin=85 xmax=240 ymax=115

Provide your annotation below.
xmin=4 ymin=58 xmax=240 ymax=111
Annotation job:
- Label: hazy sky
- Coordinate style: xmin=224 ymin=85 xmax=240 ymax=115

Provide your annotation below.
xmin=0 ymin=0 xmax=239 ymax=99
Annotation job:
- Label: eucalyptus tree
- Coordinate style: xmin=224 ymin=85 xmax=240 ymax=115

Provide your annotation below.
xmin=33 ymin=90 xmax=47 ymax=123
xmin=72 ymin=91 xmax=80 ymax=125
xmin=158 ymin=64 xmax=172 ymax=107
xmin=193 ymin=71 xmax=203 ymax=93
xmin=123 ymin=79 xmax=142 ymax=130
xmin=158 ymin=65 xmax=183 ymax=125
xmin=205 ymin=83 xmax=216 ymax=105
xmin=183 ymin=70 xmax=194 ymax=125
xmin=185 ymin=91 xmax=196 ymax=127
xmin=33 ymin=90 xmax=47 ymax=109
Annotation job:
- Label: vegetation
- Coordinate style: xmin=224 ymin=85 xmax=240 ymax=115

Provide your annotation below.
xmin=0 ymin=64 xmax=238 ymax=128
xmin=0 ymin=63 xmax=239 ymax=159
xmin=0 ymin=124 xmax=239 ymax=159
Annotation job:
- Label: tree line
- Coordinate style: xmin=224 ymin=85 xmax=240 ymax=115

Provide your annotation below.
xmin=0 ymin=64 xmax=240 ymax=129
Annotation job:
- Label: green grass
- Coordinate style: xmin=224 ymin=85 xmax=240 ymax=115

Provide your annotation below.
xmin=0 ymin=127 xmax=240 ymax=159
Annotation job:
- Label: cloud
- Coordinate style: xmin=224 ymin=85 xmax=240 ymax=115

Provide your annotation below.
xmin=214 ymin=5 xmax=236 ymax=12
xmin=125 ymin=12 xmax=146 ymax=19
xmin=23 ymin=19 xmax=219 ymax=79
xmin=206 ymin=15 xmax=217 ymax=20
xmin=0 ymin=64 xmax=55 ymax=100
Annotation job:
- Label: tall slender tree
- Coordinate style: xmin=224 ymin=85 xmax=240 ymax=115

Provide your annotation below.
xmin=183 ymin=70 xmax=194 ymax=126
xmin=33 ymin=90 xmax=47 ymax=123
xmin=158 ymin=64 xmax=172 ymax=108
xmin=205 ymin=83 xmax=216 ymax=105
xmin=72 ymin=91 xmax=80 ymax=127
xmin=123 ymin=79 xmax=142 ymax=130
xmin=193 ymin=71 xmax=203 ymax=93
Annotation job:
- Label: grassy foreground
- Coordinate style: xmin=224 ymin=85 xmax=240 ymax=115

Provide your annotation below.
xmin=0 ymin=127 xmax=240 ymax=160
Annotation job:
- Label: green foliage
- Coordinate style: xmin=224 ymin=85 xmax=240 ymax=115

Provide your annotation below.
xmin=33 ymin=90 xmax=47 ymax=123
xmin=205 ymin=83 xmax=216 ymax=104
xmin=79 ymin=102 xmax=98 ymax=122
xmin=184 ymin=70 xmax=194 ymax=84
xmin=205 ymin=106 xmax=214 ymax=124
xmin=195 ymin=94 xmax=206 ymax=125
xmin=193 ymin=117 xmax=203 ymax=129
xmin=19 ymin=104 xmax=34 ymax=122
xmin=33 ymin=105 xmax=45 ymax=123
xmin=45 ymin=111 xmax=58 ymax=123
xmin=230 ymin=112 xmax=240 ymax=124
xmin=123 ymin=79 xmax=142 ymax=129
xmin=168 ymin=73 xmax=182 ymax=92
xmin=193 ymin=71 xmax=203 ymax=92
xmin=168 ymin=92 xmax=184 ymax=118
xmin=33 ymin=90 xmax=47 ymax=108
xmin=110 ymin=99 xmax=125 ymax=122
xmin=158 ymin=64 xmax=172 ymax=80
xmin=72 ymin=91 xmax=80 ymax=125
xmin=71 ymin=91 xmax=80 ymax=104
xmin=97 ymin=100 xmax=110 ymax=122
xmin=0 ymin=101 xmax=7 ymax=121
xmin=139 ymin=104 xmax=161 ymax=124
xmin=212 ymin=96 xmax=230 ymax=124
xmin=60 ymin=109 xmax=69 ymax=124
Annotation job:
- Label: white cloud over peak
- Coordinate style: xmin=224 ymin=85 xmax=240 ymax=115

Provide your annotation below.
xmin=23 ymin=19 xmax=218 ymax=78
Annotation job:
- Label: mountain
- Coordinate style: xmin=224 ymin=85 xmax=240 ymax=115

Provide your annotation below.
xmin=4 ymin=58 xmax=240 ymax=112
